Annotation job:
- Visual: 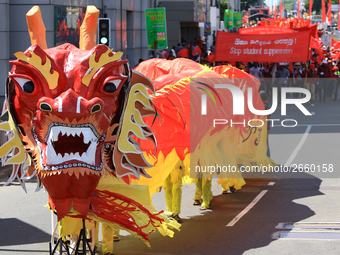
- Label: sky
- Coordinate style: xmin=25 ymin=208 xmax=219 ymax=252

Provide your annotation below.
xmin=265 ymin=0 xmax=279 ymax=8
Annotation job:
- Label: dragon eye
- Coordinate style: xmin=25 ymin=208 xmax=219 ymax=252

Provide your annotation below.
xmin=103 ymin=79 xmax=121 ymax=93
xmin=13 ymin=77 xmax=35 ymax=93
xmin=23 ymin=81 xmax=34 ymax=93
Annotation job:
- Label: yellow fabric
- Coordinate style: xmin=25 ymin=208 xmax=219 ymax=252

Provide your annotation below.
xmin=95 ymin=173 xmax=180 ymax=246
xmin=58 ymin=217 xmax=94 ymax=240
xmin=190 ymin=126 xmax=246 ymax=190
xmin=0 ymin=111 xmax=30 ymax=167
xmin=137 ymin=149 xmax=180 ymax=196
xmin=237 ymin=116 xmax=276 ymax=168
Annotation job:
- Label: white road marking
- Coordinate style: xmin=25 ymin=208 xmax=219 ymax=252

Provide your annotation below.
xmin=268 ymin=182 xmax=275 ymax=186
xmin=272 ymin=231 xmax=340 ymax=240
xmin=276 ymin=222 xmax=340 ymax=230
xmin=284 ymin=125 xmax=312 ymax=166
xmin=226 ymin=190 xmax=268 ymax=227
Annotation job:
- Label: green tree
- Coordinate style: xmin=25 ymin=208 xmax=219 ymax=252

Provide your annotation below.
xmin=304 ymin=0 xmax=337 ymax=15
xmin=283 ymin=0 xmax=298 ymax=11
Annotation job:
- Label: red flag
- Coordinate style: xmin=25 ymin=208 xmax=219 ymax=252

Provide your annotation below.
xmin=177 ymin=48 xmax=189 ymax=58
xmin=327 ymin=0 xmax=332 ymax=25
xmin=280 ymin=2 xmax=282 ymax=19
xmin=207 ymin=54 xmax=215 ymax=63
xmin=332 ymin=41 xmax=340 ymax=49
xmin=322 ymin=0 xmax=326 ymax=23
xmin=297 ymin=0 xmax=300 ymax=18
xmin=274 ymin=5 xmax=277 ymax=20
xmin=259 ymin=10 xmax=264 ymax=13
xmin=310 ymin=37 xmax=321 ymax=49
xmin=193 ymin=46 xmax=202 ymax=56
xmin=331 ymin=37 xmax=338 ymax=47
xmin=338 ymin=0 xmax=340 ymax=30
xmin=309 ymin=0 xmax=313 ymax=19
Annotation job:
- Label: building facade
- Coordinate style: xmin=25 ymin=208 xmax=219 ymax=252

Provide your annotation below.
xmin=0 ymin=0 xmax=153 ymax=103
xmin=158 ymin=0 xmax=208 ymax=50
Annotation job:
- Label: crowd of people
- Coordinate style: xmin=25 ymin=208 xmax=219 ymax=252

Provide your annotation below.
xmin=243 ymin=58 xmax=340 ymax=104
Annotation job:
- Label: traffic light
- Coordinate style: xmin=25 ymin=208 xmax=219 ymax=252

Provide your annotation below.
xmin=98 ymin=18 xmax=111 ymax=47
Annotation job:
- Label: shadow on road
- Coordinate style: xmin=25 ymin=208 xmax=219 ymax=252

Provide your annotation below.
xmin=0 ymin=218 xmax=50 ymax=247
xmin=112 ymin=174 xmax=323 ymax=255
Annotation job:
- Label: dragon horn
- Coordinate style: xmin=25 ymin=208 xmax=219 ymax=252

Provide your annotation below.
xmin=26 ymin=6 xmax=47 ymax=49
xmin=79 ymin=5 xmax=100 ymax=50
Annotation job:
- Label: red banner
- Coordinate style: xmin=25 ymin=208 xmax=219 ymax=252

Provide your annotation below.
xmin=215 ymin=30 xmax=311 ymax=62
xmin=239 ymin=26 xmax=294 ymax=34
xmin=293 ymin=24 xmax=318 ymax=38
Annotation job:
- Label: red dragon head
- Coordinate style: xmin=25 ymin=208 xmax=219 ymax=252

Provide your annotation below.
xmin=3 ymin=6 xmax=156 ymax=218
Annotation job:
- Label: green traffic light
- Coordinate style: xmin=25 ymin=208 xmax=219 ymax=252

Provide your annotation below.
xmin=100 ymin=37 xmax=108 ymax=44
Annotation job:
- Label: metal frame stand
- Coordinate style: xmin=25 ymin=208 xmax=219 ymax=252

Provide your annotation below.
xmin=49 ymin=218 xmax=95 ymax=255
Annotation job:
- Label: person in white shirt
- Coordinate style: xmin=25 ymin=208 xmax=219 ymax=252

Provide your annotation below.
xmin=250 ymin=62 xmax=262 ymax=80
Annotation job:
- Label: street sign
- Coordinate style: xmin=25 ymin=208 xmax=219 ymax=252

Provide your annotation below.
xmin=145 ymin=8 xmax=167 ymax=50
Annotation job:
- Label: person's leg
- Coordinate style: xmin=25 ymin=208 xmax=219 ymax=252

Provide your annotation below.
xmin=326 ymin=80 xmax=331 ymax=99
xmin=113 ymin=227 xmax=120 ymax=242
xmin=311 ymin=83 xmax=315 ymax=104
xmin=194 ymin=178 xmax=203 ymax=203
xmin=102 ymin=224 xmax=114 ymax=255
xmin=221 ymin=182 xmax=229 ymax=192
xmin=171 ymin=172 xmax=183 ymax=215
xmin=278 ymin=82 xmax=282 ymax=103
xmin=201 ymin=178 xmax=212 ymax=209
xmin=267 ymin=81 xmax=272 ymax=98
xmin=317 ymin=82 xmax=322 ymax=101
xmin=164 ymin=174 xmax=173 ymax=213
xmin=94 ymin=222 xmax=99 ymax=249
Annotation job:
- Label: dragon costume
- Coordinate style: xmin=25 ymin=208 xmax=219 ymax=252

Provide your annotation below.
xmin=0 ymin=4 xmax=276 ymax=249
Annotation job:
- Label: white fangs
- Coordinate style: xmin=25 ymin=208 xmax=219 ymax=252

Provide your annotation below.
xmin=46 ymin=126 xmax=99 ymax=165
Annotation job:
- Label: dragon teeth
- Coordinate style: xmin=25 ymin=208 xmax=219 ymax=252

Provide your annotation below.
xmin=46 ymin=126 xmax=99 ymax=165
xmin=49 ymin=126 xmax=96 ymax=144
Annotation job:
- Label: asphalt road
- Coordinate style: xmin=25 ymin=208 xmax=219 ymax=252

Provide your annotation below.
xmin=0 ymin=99 xmax=340 ymax=255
